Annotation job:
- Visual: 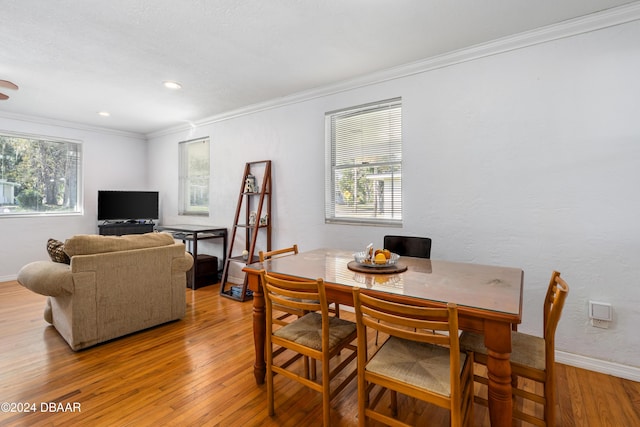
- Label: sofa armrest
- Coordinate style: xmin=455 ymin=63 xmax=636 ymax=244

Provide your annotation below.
xmin=172 ymin=252 xmax=194 ymax=273
xmin=17 ymin=261 xmax=74 ymax=296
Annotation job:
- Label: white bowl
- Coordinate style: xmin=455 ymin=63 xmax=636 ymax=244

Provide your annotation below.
xmin=353 ymin=251 xmax=400 ymax=266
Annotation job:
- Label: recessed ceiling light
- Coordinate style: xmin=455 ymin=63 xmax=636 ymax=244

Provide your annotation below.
xmin=98 ymin=111 xmax=110 ymax=117
xmin=163 ymin=80 xmax=182 ymax=90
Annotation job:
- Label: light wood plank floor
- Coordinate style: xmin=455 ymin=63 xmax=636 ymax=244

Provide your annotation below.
xmin=1 ymin=280 xmax=639 ymax=426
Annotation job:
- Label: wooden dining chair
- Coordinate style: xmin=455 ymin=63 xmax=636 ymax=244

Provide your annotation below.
xmin=352 ymin=288 xmax=474 ymax=426
xmin=259 ymin=245 xmax=304 ymax=324
xmin=259 ymin=244 xmax=340 ymax=320
xmin=259 ymin=244 xmax=299 ymax=263
xmin=259 ymin=269 xmax=358 ymax=427
xmin=375 ymin=235 xmax=432 ymax=344
xmin=459 ymin=271 xmax=569 ymax=427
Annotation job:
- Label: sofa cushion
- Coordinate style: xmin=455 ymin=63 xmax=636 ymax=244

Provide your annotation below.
xmin=47 ymin=238 xmax=71 ymax=264
xmin=64 ymin=232 xmax=175 ymax=257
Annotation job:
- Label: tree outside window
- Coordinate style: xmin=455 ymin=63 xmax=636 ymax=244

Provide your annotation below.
xmin=178 ymin=137 xmax=210 ymax=216
xmin=0 ymin=133 xmax=81 ymax=216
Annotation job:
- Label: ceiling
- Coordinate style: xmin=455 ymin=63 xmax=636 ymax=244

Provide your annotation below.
xmin=0 ymin=0 xmax=636 ymax=135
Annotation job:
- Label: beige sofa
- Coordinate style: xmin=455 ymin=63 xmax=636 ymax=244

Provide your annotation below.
xmin=17 ymin=232 xmax=193 ymax=351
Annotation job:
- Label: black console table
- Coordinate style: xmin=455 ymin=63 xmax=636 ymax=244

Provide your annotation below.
xmin=156 ymin=224 xmax=228 ymax=290
xmin=98 ymin=222 xmax=155 ymax=235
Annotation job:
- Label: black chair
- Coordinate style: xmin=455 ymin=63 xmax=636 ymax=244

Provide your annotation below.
xmin=383 ymin=235 xmax=432 ymax=259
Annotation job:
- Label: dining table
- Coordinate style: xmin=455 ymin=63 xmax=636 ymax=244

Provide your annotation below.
xmin=243 ymin=248 xmax=523 ymax=427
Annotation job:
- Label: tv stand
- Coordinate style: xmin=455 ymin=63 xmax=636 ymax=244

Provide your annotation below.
xmin=98 ymin=221 xmax=155 ymax=236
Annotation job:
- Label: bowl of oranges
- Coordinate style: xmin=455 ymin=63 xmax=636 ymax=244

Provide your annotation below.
xmin=353 ymin=248 xmax=400 ymax=267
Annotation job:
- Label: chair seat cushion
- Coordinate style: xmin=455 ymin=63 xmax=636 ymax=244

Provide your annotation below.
xmin=282 ymin=296 xmax=319 ymax=304
xmin=274 ymin=312 xmax=355 ymax=351
xmin=459 ymin=331 xmax=545 ymax=371
xmin=367 ymin=336 xmax=467 ymax=396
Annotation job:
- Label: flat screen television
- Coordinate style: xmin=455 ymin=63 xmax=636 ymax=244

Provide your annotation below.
xmin=98 ymin=190 xmax=159 ymax=221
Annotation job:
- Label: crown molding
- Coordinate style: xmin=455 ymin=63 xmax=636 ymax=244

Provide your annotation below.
xmin=0 ymin=110 xmax=145 ymax=140
xmin=147 ymin=2 xmax=640 ymax=139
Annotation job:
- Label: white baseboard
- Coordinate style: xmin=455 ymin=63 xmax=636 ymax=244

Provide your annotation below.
xmin=0 ymin=274 xmax=18 ymax=283
xmin=556 ymin=351 xmax=640 ymax=382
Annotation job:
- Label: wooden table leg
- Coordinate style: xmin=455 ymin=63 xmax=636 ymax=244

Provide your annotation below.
xmin=248 ymin=274 xmax=266 ymax=385
xmin=484 ymin=319 xmax=513 ymax=427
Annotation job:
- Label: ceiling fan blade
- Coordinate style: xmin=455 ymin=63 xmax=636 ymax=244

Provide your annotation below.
xmin=0 ymin=93 xmax=9 ymax=100
xmin=0 ymin=80 xmax=18 ymax=90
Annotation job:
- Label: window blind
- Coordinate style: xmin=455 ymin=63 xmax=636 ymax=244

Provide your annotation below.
xmin=325 ymin=98 xmax=402 ymax=225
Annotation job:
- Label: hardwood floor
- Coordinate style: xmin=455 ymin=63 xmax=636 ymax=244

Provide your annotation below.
xmin=1 ymin=280 xmax=639 ymax=427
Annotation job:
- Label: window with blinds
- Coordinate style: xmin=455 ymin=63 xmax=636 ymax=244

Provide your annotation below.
xmin=325 ymin=98 xmax=402 ymax=225
xmin=178 ymin=137 xmax=210 ymax=216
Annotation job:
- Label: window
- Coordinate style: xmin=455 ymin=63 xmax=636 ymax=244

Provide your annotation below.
xmin=0 ymin=132 xmax=82 ymax=216
xmin=179 ymin=137 xmax=210 ymax=216
xmin=325 ymin=98 xmax=402 ymax=225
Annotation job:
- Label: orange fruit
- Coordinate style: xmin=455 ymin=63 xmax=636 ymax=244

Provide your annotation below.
xmin=374 ymin=253 xmax=387 ymax=265
xmin=382 ymin=249 xmax=391 ymax=259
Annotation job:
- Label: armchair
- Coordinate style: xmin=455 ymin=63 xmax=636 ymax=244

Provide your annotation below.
xmin=17 ymin=232 xmax=193 ymax=350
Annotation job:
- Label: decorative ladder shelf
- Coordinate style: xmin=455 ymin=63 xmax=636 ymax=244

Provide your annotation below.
xmin=220 ymin=160 xmax=272 ymax=301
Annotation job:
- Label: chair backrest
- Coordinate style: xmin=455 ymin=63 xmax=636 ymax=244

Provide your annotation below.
xmin=352 ymin=288 xmax=462 ymax=393
xmin=383 ymin=235 xmax=431 ymax=258
xmin=259 ymin=269 xmax=330 ymax=336
xmin=259 ymin=244 xmax=299 ymax=262
xmin=543 ymin=271 xmax=570 ymax=353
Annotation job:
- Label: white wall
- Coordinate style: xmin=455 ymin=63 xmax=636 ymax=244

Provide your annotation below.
xmin=0 ymin=115 xmax=148 ymax=280
xmin=148 ymin=20 xmax=640 ymax=370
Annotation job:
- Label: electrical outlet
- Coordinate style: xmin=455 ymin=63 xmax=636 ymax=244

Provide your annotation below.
xmin=591 ymin=318 xmax=610 ymax=329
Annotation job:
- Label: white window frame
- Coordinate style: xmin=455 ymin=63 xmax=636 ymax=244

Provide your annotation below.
xmin=325 ymin=98 xmax=402 ymax=226
xmin=0 ymin=131 xmax=82 ymax=217
xmin=178 ymin=137 xmax=210 ymax=216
